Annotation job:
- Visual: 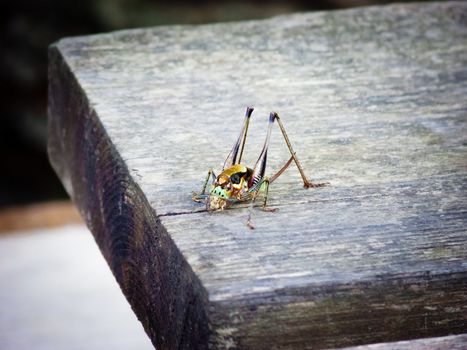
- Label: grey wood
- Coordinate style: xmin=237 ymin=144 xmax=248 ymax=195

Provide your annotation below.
xmin=48 ymin=2 xmax=467 ymax=349
xmin=337 ymin=334 xmax=467 ymax=350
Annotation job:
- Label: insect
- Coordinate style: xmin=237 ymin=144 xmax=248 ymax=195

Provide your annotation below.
xmin=192 ymin=107 xmax=328 ymax=229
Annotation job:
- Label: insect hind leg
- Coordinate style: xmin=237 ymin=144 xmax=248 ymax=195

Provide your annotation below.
xmin=223 ymin=107 xmax=254 ymax=169
xmin=248 ymin=113 xmax=275 ymax=189
xmin=271 ymin=112 xmax=329 ymax=188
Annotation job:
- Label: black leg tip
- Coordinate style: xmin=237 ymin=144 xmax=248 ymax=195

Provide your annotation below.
xmin=269 ymin=112 xmax=278 ymax=123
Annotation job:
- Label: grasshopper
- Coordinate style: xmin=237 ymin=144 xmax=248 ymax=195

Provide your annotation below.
xmin=192 ymin=107 xmax=327 ymax=228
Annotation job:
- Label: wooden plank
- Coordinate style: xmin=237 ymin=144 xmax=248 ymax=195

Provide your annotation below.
xmin=338 ymin=334 xmax=467 ymax=350
xmin=48 ymin=2 xmax=467 ymax=349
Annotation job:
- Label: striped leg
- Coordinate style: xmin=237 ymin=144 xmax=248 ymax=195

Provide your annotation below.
xmin=248 ymin=113 xmax=275 ymax=189
xmin=246 ymin=178 xmax=277 ymax=229
xmin=223 ymin=107 xmax=254 ymax=170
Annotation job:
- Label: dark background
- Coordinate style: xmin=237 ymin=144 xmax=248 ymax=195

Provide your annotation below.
xmin=0 ymin=0 xmax=429 ymax=208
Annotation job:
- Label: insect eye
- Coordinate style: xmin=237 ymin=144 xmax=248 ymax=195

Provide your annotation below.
xmin=230 ymin=173 xmax=241 ymax=184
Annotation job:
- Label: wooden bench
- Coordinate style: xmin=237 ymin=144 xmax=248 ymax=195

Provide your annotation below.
xmin=48 ymin=2 xmax=467 ymax=349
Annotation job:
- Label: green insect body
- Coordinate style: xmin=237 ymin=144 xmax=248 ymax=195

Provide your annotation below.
xmin=192 ymin=107 xmax=328 ymax=228
xmin=210 ymin=184 xmax=230 ymax=200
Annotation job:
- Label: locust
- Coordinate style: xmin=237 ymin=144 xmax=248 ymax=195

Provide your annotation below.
xmin=192 ymin=107 xmax=328 ymax=229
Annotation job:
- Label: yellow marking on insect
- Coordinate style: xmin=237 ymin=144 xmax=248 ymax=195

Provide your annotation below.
xmin=192 ymin=107 xmax=328 ymax=228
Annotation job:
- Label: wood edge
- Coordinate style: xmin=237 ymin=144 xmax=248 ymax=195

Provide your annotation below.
xmin=338 ymin=333 xmax=467 ymax=350
xmin=207 ymin=271 xmax=467 ymax=349
xmin=47 ymin=43 xmax=211 ymax=349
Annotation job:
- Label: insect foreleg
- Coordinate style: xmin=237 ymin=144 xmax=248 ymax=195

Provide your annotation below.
xmin=192 ymin=168 xmax=216 ymax=202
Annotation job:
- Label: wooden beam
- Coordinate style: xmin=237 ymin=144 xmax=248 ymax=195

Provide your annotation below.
xmin=48 ymin=2 xmax=467 ymax=349
xmin=338 ymin=334 xmax=467 ymax=350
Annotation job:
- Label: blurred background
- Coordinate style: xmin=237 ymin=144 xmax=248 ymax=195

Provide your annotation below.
xmin=0 ymin=0 xmax=431 ymax=349
xmin=0 ymin=0 xmax=428 ymax=219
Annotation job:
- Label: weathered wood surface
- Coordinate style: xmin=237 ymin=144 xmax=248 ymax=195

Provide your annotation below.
xmin=338 ymin=334 xmax=467 ymax=350
xmin=48 ymin=2 xmax=467 ymax=349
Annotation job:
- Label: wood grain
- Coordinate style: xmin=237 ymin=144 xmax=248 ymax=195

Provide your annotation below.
xmin=48 ymin=2 xmax=467 ymax=349
xmin=339 ymin=334 xmax=467 ymax=350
